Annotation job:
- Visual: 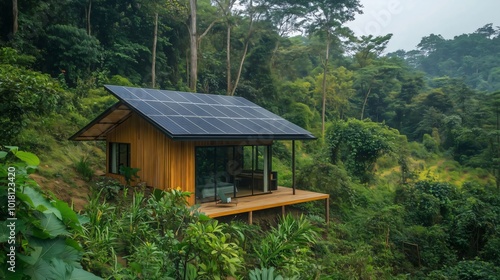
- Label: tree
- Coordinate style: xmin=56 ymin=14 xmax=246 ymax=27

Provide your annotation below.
xmin=0 ymin=48 xmax=65 ymax=144
xmin=327 ymin=119 xmax=404 ymax=183
xmin=353 ymin=34 xmax=393 ymax=68
xmin=354 ymin=62 xmax=401 ymax=121
xmin=12 ymin=0 xmax=18 ymax=35
xmin=306 ymin=0 xmax=362 ymax=136
xmin=189 ymin=0 xmax=198 ymax=91
xmin=314 ymin=66 xmax=355 ymax=120
xmin=42 ymin=25 xmax=101 ymax=85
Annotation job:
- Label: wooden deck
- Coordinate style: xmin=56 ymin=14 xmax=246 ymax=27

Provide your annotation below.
xmin=197 ymin=187 xmax=330 ymax=223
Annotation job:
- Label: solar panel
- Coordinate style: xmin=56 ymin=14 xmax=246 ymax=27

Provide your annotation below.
xmin=181 ymin=103 xmax=212 ymax=117
xmin=186 ymin=117 xmax=225 ymax=134
xmin=127 ymin=100 xmax=162 ymax=115
xmin=164 ymin=91 xmax=191 ymax=103
xmin=167 ymin=116 xmax=208 ymax=134
xmin=147 ymin=101 xmax=180 ymax=116
xmin=197 ymin=104 xmax=228 ymax=117
xmin=162 ymin=102 xmax=195 ymax=116
xmin=181 ymin=92 xmax=208 ymax=104
xmin=149 ymin=116 xmax=189 ymax=134
xmin=103 ymin=85 xmax=316 ymax=140
xmin=150 ymin=89 xmax=175 ymax=102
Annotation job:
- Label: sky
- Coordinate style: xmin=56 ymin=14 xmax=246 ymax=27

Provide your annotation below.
xmin=346 ymin=0 xmax=500 ymax=52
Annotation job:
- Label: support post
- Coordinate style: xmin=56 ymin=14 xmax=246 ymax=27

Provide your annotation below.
xmin=282 ymin=205 xmax=286 ymax=218
xmin=248 ymin=211 xmax=253 ymax=224
xmin=292 ymin=140 xmax=296 ymax=195
xmin=325 ymin=198 xmax=330 ymax=225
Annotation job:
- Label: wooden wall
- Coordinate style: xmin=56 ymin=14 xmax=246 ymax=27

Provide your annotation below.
xmin=106 ymin=112 xmax=272 ymax=205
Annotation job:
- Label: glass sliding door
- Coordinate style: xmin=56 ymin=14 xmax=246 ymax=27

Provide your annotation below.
xmin=195 ymin=146 xmax=237 ymax=203
xmin=195 ymin=145 xmax=272 ymax=204
xmin=195 ymin=147 xmax=215 ymax=203
xmin=235 ymin=145 xmax=270 ymax=197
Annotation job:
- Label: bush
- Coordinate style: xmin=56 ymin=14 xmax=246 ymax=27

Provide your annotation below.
xmin=75 ymin=156 xmax=94 ymax=181
xmin=254 ymin=215 xmax=319 ymax=278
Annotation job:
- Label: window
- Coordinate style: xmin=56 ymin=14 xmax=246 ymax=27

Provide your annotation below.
xmin=109 ymin=142 xmax=130 ymax=174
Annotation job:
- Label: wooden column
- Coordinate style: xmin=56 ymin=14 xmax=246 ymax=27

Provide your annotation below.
xmin=248 ymin=211 xmax=253 ymax=224
xmin=281 ymin=205 xmax=286 ymax=218
xmin=292 ymin=140 xmax=296 ymax=195
xmin=325 ymin=198 xmax=330 ymax=225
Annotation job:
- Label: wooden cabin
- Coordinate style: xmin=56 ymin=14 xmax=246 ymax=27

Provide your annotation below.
xmin=71 ymin=85 xmax=329 ymax=222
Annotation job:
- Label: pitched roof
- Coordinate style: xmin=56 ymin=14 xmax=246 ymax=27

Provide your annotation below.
xmin=70 ymin=85 xmax=316 ymax=141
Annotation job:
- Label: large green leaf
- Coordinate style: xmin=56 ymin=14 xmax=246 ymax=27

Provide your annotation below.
xmin=0 ymin=150 xmax=7 ymax=159
xmin=28 ymin=238 xmax=82 ymax=268
xmin=14 ymin=151 xmax=40 ymax=166
xmin=24 ymin=259 xmax=53 ymax=280
xmin=38 ymin=213 xmax=69 ymax=238
xmin=69 ymin=268 xmax=103 ymax=280
xmin=17 ymin=186 xmax=62 ymax=219
xmin=48 ymin=258 xmax=72 ymax=279
xmin=53 ymin=200 xmax=82 ymax=232
xmin=0 ymin=220 xmax=26 ymax=243
xmin=0 ymin=220 xmax=10 ymax=242
xmin=5 ymin=146 xmax=19 ymax=152
xmin=18 ymin=246 xmax=43 ymax=265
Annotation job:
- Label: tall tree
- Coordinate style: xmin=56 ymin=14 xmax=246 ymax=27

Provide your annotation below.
xmin=85 ymin=0 xmax=92 ymax=35
xmin=189 ymin=0 xmax=198 ymax=91
xmin=258 ymin=0 xmax=308 ymax=66
xmin=306 ymin=0 xmax=361 ymax=136
xmin=12 ymin=0 xmax=18 ymax=35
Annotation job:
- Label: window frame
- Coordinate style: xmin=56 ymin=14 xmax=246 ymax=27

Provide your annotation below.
xmin=108 ymin=142 xmax=131 ymax=174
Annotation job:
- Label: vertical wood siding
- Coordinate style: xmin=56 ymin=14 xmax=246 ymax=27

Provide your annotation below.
xmin=106 ymin=112 xmax=273 ymax=205
xmin=106 ymin=113 xmax=196 ymax=204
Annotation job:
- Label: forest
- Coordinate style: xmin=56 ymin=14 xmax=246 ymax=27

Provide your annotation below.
xmin=1 ymin=0 xmax=500 ymax=279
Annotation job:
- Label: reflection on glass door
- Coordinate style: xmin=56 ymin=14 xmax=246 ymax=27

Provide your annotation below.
xmin=195 ymin=147 xmax=237 ymax=203
xmin=235 ymin=145 xmax=269 ymax=197
xmin=195 ymin=145 xmax=271 ymax=203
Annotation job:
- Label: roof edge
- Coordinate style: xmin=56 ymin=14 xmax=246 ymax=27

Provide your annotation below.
xmin=69 ymin=101 xmax=124 ymax=141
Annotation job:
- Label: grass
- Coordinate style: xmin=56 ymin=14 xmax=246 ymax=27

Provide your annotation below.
xmin=75 ymin=156 xmax=94 ymax=181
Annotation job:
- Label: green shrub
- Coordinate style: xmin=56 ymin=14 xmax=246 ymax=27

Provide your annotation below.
xmin=75 ymin=156 xmax=94 ymax=181
xmin=93 ymin=177 xmax=122 ymax=200
xmin=254 ymin=215 xmax=319 ymax=278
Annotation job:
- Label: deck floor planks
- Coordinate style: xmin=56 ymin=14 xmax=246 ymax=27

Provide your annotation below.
xmin=198 ymin=186 xmax=329 ymax=218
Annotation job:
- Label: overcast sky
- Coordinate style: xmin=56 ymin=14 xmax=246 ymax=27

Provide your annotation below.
xmin=346 ymin=0 xmax=500 ymax=52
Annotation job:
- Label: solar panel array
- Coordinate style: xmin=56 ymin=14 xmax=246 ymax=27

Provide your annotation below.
xmin=105 ymin=85 xmax=316 ymax=140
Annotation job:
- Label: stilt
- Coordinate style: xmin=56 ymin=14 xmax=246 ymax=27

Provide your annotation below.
xmin=325 ymin=198 xmax=330 ymax=224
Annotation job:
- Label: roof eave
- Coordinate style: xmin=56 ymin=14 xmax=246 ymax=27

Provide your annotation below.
xmin=168 ymin=134 xmax=317 ymax=141
xmin=69 ymin=102 xmax=126 ymax=141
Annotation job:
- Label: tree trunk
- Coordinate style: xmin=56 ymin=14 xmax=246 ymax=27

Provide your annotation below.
xmin=189 ymin=0 xmax=197 ymax=91
xmin=230 ymin=37 xmax=249 ymax=96
xmin=321 ymin=33 xmax=331 ymax=136
xmin=360 ymin=85 xmax=372 ymax=120
xmin=270 ymin=40 xmax=280 ymax=70
xmin=226 ymin=25 xmax=232 ymax=95
xmin=152 ymin=12 xmax=158 ymax=88
xmin=86 ymin=0 xmax=92 ymax=35
xmin=12 ymin=0 xmax=18 ymax=35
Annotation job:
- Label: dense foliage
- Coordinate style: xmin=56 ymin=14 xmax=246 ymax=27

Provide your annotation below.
xmin=0 ymin=147 xmax=100 ymax=279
